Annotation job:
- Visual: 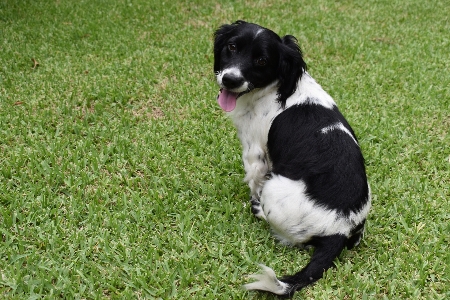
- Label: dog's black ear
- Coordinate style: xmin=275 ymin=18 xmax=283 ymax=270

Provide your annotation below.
xmin=277 ymin=35 xmax=307 ymax=107
xmin=213 ymin=21 xmax=247 ymax=73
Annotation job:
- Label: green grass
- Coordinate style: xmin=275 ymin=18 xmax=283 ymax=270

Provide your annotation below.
xmin=0 ymin=0 xmax=449 ymax=299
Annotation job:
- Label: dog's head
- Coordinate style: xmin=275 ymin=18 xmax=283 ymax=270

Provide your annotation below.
xmin=214 ymin=20 xmax=307 ymax=111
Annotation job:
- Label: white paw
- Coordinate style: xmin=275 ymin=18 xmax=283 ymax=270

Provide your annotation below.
xmin=250 ymin=197 xmax=266 ymax=220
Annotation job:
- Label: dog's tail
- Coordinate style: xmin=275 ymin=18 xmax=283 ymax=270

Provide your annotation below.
xmin=244 ymin=234 xmax=348 ymax=298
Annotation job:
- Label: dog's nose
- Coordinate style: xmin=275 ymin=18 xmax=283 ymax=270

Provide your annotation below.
xmin=222 ymin=73 xmax=245 ymax=89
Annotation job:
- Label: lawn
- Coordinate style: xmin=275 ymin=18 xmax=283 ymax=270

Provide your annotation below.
xmin=0 ymin=0 xmax=449 ymax=299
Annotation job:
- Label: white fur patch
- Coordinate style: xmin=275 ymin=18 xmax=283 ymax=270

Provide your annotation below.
xmin=255 ymin=28 xmax=264 ymax=37
xmin=243 ymin=264 xmax=290 ymax=295
xmin=260 ymin=175 xmax=370 ymax=246
xmin=321 ymin=122 xmax=359 ymax=145
xmin=286 ymin=72 xmax=336 ymax=109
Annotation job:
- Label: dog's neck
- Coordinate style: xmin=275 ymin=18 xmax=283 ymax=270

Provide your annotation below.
xmin=226 ymin=80 xmax=280 ymax=119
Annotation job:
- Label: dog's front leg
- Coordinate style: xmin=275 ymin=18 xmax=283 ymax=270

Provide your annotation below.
xmin=243 ymin=146 xmax=268 ymax=197
xmin=242 ymin=145 xmax=269 ymax=220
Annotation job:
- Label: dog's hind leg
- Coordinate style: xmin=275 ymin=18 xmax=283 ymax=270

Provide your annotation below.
xmin=346 ymin=220 xmax=366 ymax=250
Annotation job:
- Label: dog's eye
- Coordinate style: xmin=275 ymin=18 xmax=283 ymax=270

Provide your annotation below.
xmin=255 ymin=57 xmax=267 ymax=66
xmin=228 ymin=43 xmax=237 ymax=52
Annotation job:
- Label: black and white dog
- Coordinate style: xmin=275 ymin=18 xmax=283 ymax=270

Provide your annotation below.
xmin=214 ymin=21 xmax=371 ymax=298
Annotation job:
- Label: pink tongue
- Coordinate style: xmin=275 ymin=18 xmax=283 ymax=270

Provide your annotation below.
xmin=217 ymin=89 xmax=238 ymax=112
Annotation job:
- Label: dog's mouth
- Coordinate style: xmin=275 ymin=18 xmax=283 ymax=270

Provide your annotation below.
xmin=217 ymin=88 xmax=251 ymax=112
xmin=217 ymin=89 xmax=239 ymax=112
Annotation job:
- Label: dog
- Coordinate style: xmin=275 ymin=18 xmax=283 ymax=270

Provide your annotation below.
xmin=213 ymin=20 xmax=371 ymax=298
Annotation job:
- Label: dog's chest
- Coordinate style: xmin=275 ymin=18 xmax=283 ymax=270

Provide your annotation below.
xmin=229 ymin=94 xmax=281 ymax=156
